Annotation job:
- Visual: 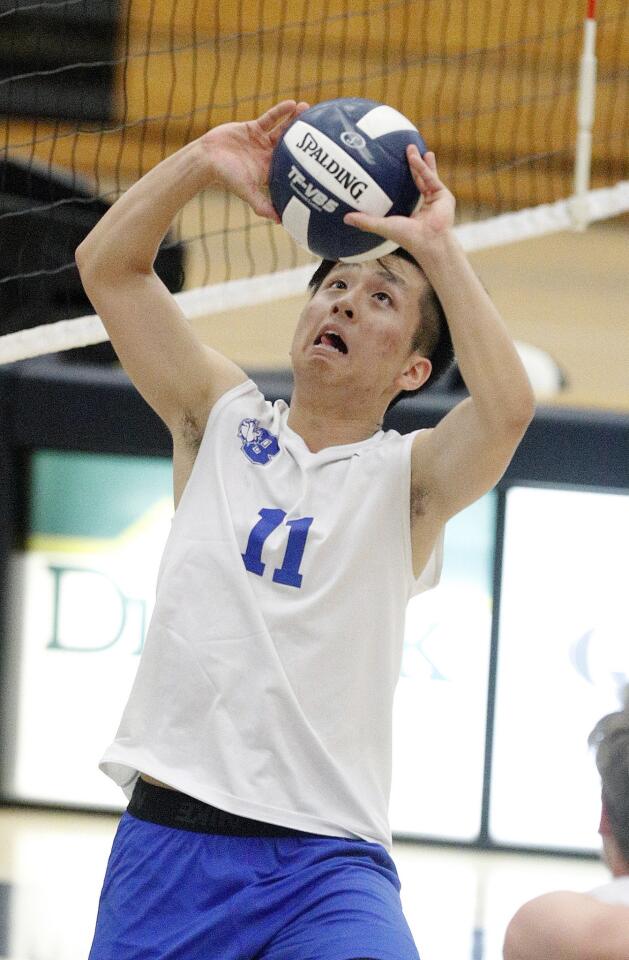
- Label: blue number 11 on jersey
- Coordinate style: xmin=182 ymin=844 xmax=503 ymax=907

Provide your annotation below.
xmin=241 ymin=508 xmax=314 ymax=589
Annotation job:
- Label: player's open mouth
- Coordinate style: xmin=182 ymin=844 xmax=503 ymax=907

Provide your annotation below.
xmin=313 ymin=329 xmax=348 ymax=354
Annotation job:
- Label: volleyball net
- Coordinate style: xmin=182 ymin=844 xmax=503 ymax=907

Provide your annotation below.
xmin=0 ymin=0 xmax=627 ymax=363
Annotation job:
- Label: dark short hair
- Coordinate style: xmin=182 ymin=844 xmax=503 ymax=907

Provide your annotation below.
xmin=589 ymin=686 xmax=629 ymax=863
xmin=308 ymin=248 xmax=454 ymax=409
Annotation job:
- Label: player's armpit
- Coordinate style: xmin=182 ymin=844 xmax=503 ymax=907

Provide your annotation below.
xmin=410 ymin=394 xmax=532 ymax=524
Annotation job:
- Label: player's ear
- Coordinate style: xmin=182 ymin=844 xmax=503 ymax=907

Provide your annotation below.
xmin=398 ymin=353 xmax=431 ymax=392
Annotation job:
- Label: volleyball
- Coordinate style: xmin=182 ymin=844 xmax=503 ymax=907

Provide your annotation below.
xmin=269 ymin=97 xmax=427 ymax=262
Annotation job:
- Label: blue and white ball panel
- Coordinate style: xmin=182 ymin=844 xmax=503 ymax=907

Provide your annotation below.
xmin=355 ymin=104 xmax=419 ymax=139
xmin=339 ymin=236 xmax=399 ymax=263
xmin=281 ymin=196 xmax=399 ymax=264
xmin=281 ymin=197 xmax=311 ymax=252
xmin=281 ymin=120 xmax=393 ymax=216
xmin=269 ymin=97 xmax=427 ymax=261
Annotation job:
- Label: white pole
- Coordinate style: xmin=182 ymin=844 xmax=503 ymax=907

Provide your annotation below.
xmin=571 ymin=2 xmax=598 ymax=231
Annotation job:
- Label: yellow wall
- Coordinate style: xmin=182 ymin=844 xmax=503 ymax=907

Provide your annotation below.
xmin=5 ymin=0 xmax=627 ymax=204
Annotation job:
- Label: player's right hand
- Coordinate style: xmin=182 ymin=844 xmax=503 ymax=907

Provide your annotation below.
xmin=198 ymin=101 xmax=309 ymax=222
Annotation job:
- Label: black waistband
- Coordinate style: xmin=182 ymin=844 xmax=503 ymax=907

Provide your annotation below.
xmin=128 ymin=777 xmax=314 ymax=838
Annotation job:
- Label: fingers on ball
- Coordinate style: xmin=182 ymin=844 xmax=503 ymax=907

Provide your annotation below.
xmin=407 ymin=144 xmax=437 ymax=171
xmin=260 ymin=100 xmax=298 ymax=130
xmin=344 ymin=212 xmax=380 ymax=234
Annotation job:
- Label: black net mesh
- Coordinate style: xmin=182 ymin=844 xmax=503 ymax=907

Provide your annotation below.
xmin=0 ymin=0 xmax=627 ymax=337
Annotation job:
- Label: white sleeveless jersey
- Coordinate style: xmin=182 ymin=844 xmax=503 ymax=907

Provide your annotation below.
xmin=101 ymin=380 xmax=443 ymax=850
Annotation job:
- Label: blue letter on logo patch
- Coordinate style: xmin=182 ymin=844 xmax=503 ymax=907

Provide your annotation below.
xmin=237 ymin=418 xmax=280 ymax=465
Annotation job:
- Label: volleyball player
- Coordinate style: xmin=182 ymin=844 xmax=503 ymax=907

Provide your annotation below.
xmin=76 ymin=100 xmax=535 ymax=960
xmin=504 ymin=689 xmax=629 ymax=960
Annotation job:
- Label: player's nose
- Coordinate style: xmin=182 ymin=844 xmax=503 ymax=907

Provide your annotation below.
xmin=331 ymin=301 xmax=354 ymax=320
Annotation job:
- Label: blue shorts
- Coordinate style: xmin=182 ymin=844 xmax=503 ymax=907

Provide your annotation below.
xmin=88 ymin=781 xmax=420 ymax=960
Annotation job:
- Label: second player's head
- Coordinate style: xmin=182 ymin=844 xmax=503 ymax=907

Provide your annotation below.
xmin=589 ymin=687 xmax=629 ymax=876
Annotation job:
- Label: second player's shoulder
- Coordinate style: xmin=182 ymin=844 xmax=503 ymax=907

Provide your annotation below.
xmin=503 ymin=891 xmax=629 ymax=960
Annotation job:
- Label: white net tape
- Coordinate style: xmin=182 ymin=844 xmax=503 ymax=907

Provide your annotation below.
xmin=1 ymin=180 xmax=627 ymax=366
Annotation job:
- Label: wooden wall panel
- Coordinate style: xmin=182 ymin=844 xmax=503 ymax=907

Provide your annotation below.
xmin=123 ymin=0 xmax=628 ymax=63
xmin=4 ymin=1 xmax=627 ymax=208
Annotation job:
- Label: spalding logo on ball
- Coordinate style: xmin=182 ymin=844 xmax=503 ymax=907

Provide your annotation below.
xmin=269 ymin=97 xmax=427 ymax=262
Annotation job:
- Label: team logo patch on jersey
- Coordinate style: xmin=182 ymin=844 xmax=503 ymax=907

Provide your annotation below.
xmin=237 ymin=418 xmax=280 ymax=465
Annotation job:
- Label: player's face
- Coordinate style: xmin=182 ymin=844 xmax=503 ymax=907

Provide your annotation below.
xmin=291 ymin=256 xmax=431 ymax=403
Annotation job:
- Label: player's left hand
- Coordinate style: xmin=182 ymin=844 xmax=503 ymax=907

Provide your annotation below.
xmin=343 ymin=146 xmax=456 ymax=255
xmin=199 ymin=100 xmax=309 ymax=223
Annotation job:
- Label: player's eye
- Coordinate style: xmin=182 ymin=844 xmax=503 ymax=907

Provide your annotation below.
xmin=373 ymin=291 xmax=393 ymax=305
xmin=328 ymin=278 xmax=347 ymax=289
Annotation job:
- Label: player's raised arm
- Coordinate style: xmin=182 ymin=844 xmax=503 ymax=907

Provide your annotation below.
xmin=75 ymin=100 xmax=307 ymax=437
xmin=345 ymin=146 xmax=536 ymax=524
